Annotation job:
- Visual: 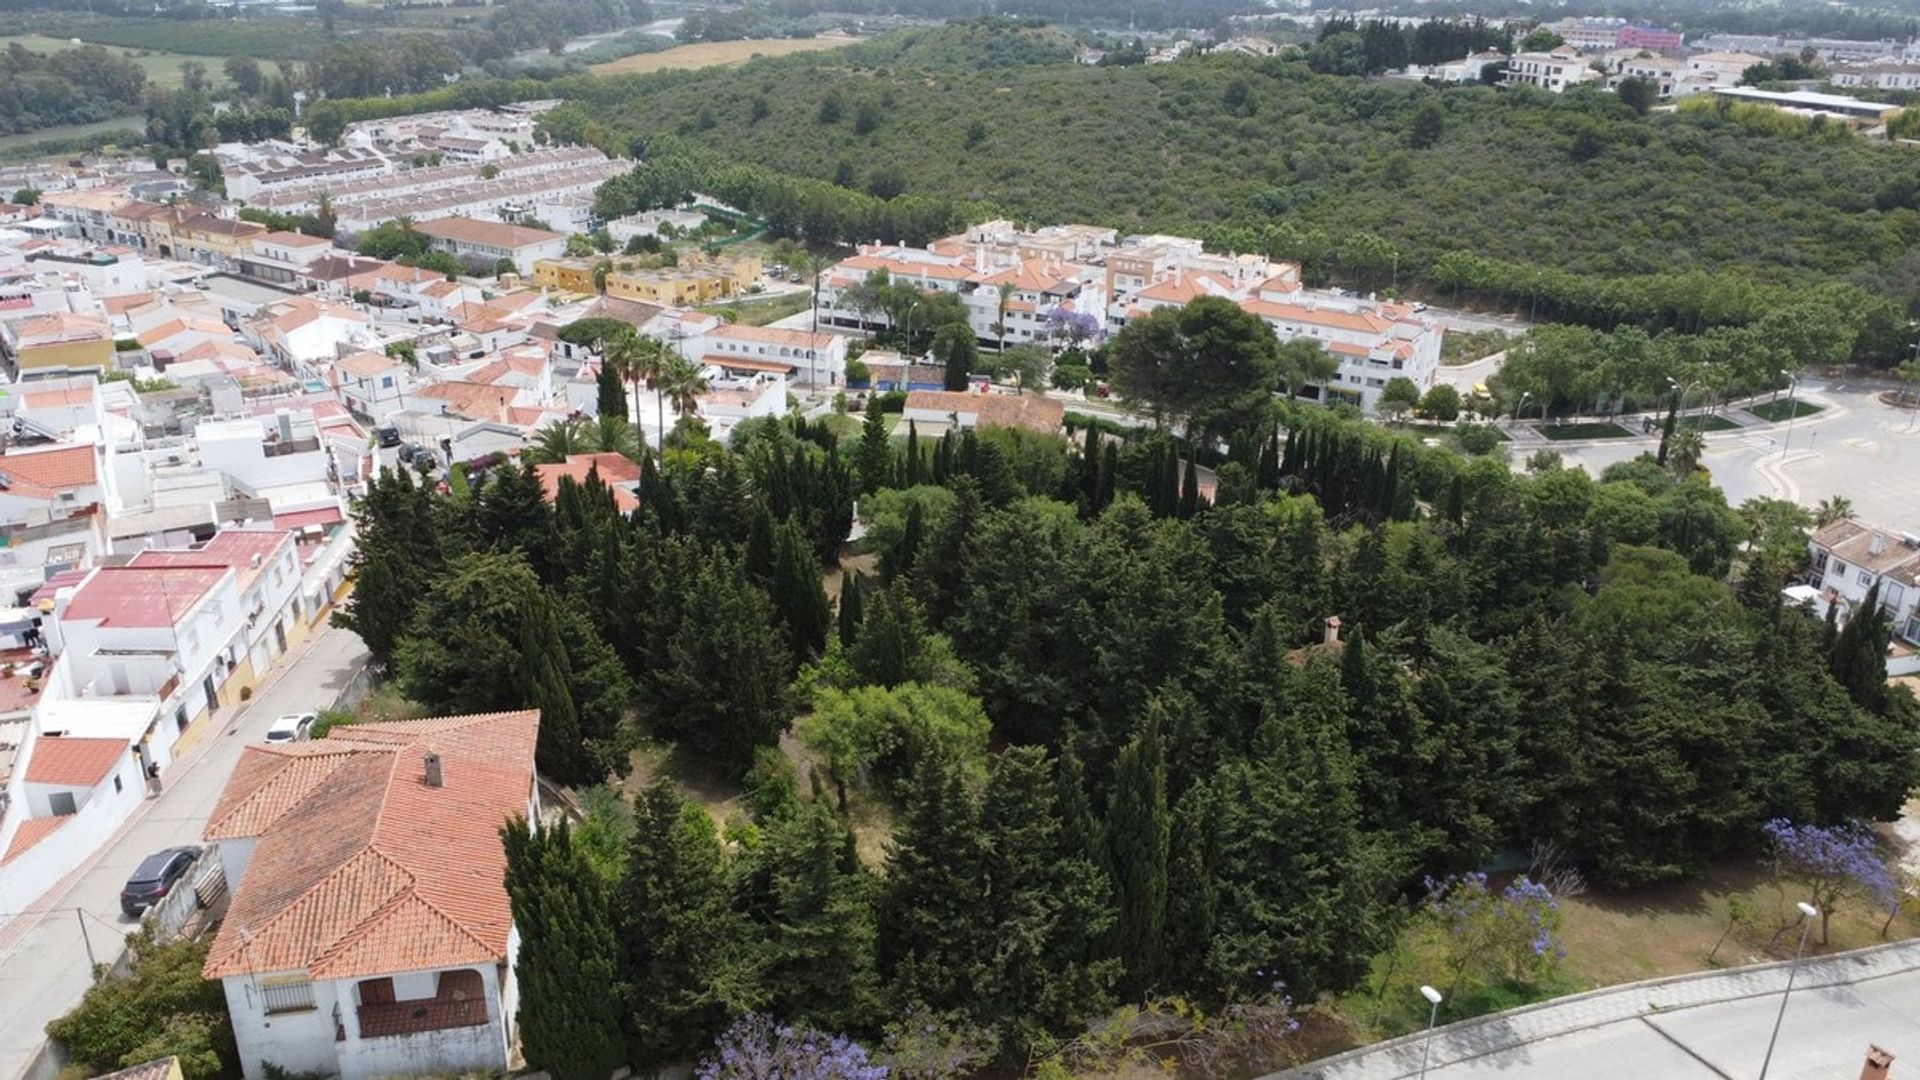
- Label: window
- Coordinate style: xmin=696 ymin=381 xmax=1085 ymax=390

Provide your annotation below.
xmin=260 ymin=977 xmax=316 ymax=1014
xmin=437 ymin=969 xmax=483 ymax=1001
xmin=1859 ymin=570 xmax=1874 ymax=587
xmin=358 ymin=977 xmax=395 ymax=1006
xmin=1833 ymin=561 xmax=1848 ymax=577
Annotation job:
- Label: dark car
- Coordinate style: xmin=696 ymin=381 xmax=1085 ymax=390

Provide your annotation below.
xmin=120 ymin=847 xmax=197 ymax=917
xmin=375 ymin=426 xmax=401 ymax=448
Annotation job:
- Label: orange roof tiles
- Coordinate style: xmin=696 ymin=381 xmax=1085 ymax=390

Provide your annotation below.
xmin=415 ymin=216 xmax=563 ymax=250
xmin=25 ymin=736 xmax=128 ymax=786
xmin=1241 ymin=299 xmax=1394 ymax=335
xmin=202 ymin=710 xmax=540 ymax=981
xmin=2 ymin=815 xmax=68 ymax=863
xmin=535 ymin=453 xmax=641 ymax=513
xmin=1 ymin=444 xmax=98 ymax=492
xmin=710 ymin=324 xmax=836 ymax=350
xmin=417 ymin=380 xmax=518 ymax=421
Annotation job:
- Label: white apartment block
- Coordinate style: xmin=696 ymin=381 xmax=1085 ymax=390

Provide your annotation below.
xmin=1505 ymin=47 xmax=1603 ymax=92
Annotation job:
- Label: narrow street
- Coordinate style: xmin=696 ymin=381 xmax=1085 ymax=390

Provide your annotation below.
xmin=0 ymin=625 xmax=369 ymax=1080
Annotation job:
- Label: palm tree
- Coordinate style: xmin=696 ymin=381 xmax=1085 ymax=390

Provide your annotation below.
xmin=525 ymin=418 xmax=597 ymax=464
xmin=1667 ymin=427 xmax=1705 ymax=478
xmin=601 ymin=332 xmax=641 ymax=425
xmin=995 ymin=281 xmax=1015 ymax=354
xmin=805 ymin=251 xmax=829 ymax=337
xmin=660 ymin=355 xmax=710 ymax=452
xmin=1814 ymin=495 xmax=1855 ymax=527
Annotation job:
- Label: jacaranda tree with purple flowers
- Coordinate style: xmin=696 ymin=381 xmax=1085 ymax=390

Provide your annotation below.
xmin=1045 ymin=306 xmax=1103 ymax=350
xmin=1421 ymin=873 xmax=1565 ymax=995
xmin=1762 ymin=818 xmax=1896 ymax=945
xmin=698 ymin=1015 xmax=889 ymax=1080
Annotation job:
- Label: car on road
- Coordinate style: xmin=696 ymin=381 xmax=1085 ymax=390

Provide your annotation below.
xmin=119 ymin=847 xmax=198 ymax=917
xmin=264 ymin=712 xmax=317 ymax=744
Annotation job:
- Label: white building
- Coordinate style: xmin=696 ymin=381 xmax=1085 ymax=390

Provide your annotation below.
xmin=1830 ymin=62 xmax=1920 ymax=92
xmin=413 ymin=217 xmax=566 ymax=277
xmin=1809 ymin=518 xmax=1920 ymax=645
xmin=692 ymin=324 xmax=848 ymax=389
xmin=1505 ymin=46 xmax=1603 ymax=93
xmin=1686 ymin=50 xmax=1768 ymax=86
xmin=202 ymin=710 xmax=541 ymax=1080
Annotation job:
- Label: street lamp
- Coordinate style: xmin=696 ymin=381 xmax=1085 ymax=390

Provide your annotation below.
xmin=1779 ymin=370 xmax=1801 ymax=459
xmin=1511 ymin=391 xmax=1530 ymax=429
xmin=1758 ymin=901 xmax=1820 ymax=1080
xmin=1417 ymin=984 xmax=1444 ymax=1080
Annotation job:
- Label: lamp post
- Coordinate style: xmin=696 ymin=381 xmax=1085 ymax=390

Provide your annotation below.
xmin=1511 ymin=391 xmax=1530 ymax=429
xmin=1417 ymin=985 xmax=1444 ymax=1080
xmin=1758 ymin=901 xmax=1820 ymax=1080
xmin=1779 ymin=370 xmax=1801 ymax=459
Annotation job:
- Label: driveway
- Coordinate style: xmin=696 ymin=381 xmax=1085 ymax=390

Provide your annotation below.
xmin=0 ymin=625 xmax=369 ymax=1080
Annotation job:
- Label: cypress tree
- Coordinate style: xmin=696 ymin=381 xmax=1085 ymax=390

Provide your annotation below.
xmin=744 ymin=505 xmax=776 ymax=587
xmin=1178 ymin=454 xmax=1200 ymax=520
xmin=476 ymin=461 xmax=555 ymax=581
xmin=857 ymin=395 xmax=891 ymax=494
xmin=1162 ymin=782 xmax=1219 ymax=993
xmin=652 ymin=550 xmax=788 ymax=773
xmin=1106 ymin=713 xmax=1170 ymax=997
xmin=919 ymin=475 xmax=979 ymax=625
xmin=521 ymin=593 xmax=595 ymax=785
xmin=849 ymin=579 xmax=930 ymax=688
xmin=769 ymin=519 xmax=831 ymax=665
xmin=1156 ymin=441 xmax=1180 ymax=518
xmin=1097 ymin=441 xmax=1118 ymax=514
xmin=596 ymin=358 xmax=626 ymax=421
xmin=904 ymin=419 xmax=923 ymax=486
xmin=502 ymin=819 xmax=626 ymax=1080
xmin=1080 ymin=424 xmax=1104 ymax=511
xmin=881 ymin=499 xmax=925 ymax=582
xmin=761 ymin=800 xmax=880 ymax=1032
xmin=880 ymin=752 xmax=988 ymax=1010
xmin=838 ymin=569 xmax=865 ymax=647
xmin=623 ymin=782 xmax=763 ymax=1064
xmin=1831 ymin=581 xmax=1891 ymax=711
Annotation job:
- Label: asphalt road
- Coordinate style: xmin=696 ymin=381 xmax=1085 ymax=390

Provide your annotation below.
xmin=0 ymin=625 xmax=368 ymax=1080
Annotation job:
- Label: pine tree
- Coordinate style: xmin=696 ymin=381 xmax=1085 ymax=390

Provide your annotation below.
xmin=761 ymin=800 xmax=880 ymax=1031
xmin=1162 ymin=782 xmax=1219 ymax=993
xmin=904 ymin=419 xmax=923 ymax=486
xmin=476 ymin=462 xmax=555 ymax=581
xmin=623 ymin=782 xmax=764 ymax=1064
xmin=769 ymin=519 xmax=831 ymax=665
xmin=882 ymin=499 xmax=925 ymax=583
xmin=1106 ymin=714 xmax=1170 ymax=997
xmin=848 ymin=579 xmax=930 ymax=688
xmin=880 ymin=752 xmax=988 ymax=1010
xmin=502 ymin=819 xmax=626 ymax=1080
xmin=919 ymin=476 xmax=979 ymax=625
xmin=334 ymin=467 xmax=441 ymax=667
xmin=652 ymin=550 xmax=789 ymax=773
xmin=856 ymin=395 xmax=891 ymax=494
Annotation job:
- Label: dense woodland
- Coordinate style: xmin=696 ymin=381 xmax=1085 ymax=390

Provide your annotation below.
xmin=529 ymin=21 xmax=1920 ymax=364
xmin=333 ymin=305 xmax=1917 ymax=1077
xmin=0 ymin=42 xmax=147 ymax=134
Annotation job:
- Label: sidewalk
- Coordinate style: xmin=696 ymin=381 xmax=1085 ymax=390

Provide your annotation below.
xmin=1277 ymin=938 xmax=1920 ymax=1080
xmin=0 ymin=625 xmax=368 ymax=1080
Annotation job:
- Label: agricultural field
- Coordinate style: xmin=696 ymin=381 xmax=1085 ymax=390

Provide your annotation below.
xmin=589 ymin=35 xmax=854 ymax=75
xmin=0 ymin=34 xmax=220 ymax=90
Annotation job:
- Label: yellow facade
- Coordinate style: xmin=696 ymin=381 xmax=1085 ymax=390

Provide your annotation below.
xmin=17 ymin=338 xmax=112 ymax=373
xmin=532 ymin=259 xmax=599 ymax=293
xmin=606 ymin=268 xmax=737 ymax=305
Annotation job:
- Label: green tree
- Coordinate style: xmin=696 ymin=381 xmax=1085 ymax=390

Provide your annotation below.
xmin=1107 ymin=713 xmax=1170 ymax=997
xmin=502 ymin=818 xmax=627 ymax=1080
xmin=651 ymin=549 xmax=790 ymax=773
xmin=759 ymin=800 xmax=880 ymax=1031
xmin=1420 ymin=382 xmax=1462 ymax=421
xmin=1617 ymin=75 xmax=1658 ymax=116
xmin=769 ymin=518 xmax=831 ymax=664
xmin=1108 ymin=296 xmax=1279 ymax=441
xmin=880 ymin=751 xmax=988 ymax=1010
xmin=1378 ymin=376 xmax=1422 ymax=422
xmin=333 ymin=466 xmax=441 ymax=666
xmin=934 ymin=322 xmax=978 ymax=391
xmin=47 ymin=930 xmax=233 ymax=1080
xmin=1408 ymin=96 xmax=1445 ymax=148
xmin=623 ymin=782 xmax=765 ymax=1063
xmin=856 ymin=394 xmax=892 ymax=493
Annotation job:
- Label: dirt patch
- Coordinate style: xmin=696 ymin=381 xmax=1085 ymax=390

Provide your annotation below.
xmin=591 ymin=36 xmax=855 ymax=75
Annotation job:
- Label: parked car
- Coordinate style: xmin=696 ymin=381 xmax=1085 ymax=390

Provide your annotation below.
xmin=120 ymin=847 xmax=198 ymax=917
xmin=375 ymin=426 xmax=401 ymax=448
xmin=396 ymin=442 xmax=422 ymax=464
xmin=265 ymin=712 xmax=316 ymax=744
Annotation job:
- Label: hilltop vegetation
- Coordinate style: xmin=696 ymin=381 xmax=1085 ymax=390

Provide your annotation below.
xmin=540 ymin=21 xmax=1920 ymax=362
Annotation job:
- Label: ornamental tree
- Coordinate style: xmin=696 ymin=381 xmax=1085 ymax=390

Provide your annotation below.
xmin=696 ymin=1015 xmax=886 ymax=1080
xmin=1422 ymin=872 xmax=1565 ymax=994
xmin=1763 ymin=818 xmax=1896 ymax=945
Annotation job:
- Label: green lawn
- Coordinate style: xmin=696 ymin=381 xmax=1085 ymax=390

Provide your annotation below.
xmin=1682 ymin=414 xmax=1741 ymax=433
xmin=699 ymin=289 xmax=811 ymax=327
xmin=0 ymin=34 xmax=219 ymax=90
xmin=0 ymin=118 xmax=143 ymax=161
xmin=1748 ymin=399 xmax=1825 ymax=422
xmin=1538 ymin=421 xmax=1634 ymax=441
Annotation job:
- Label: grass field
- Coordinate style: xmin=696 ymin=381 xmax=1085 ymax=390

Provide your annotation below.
xmin=0 ymin=118 xmax=143 ymax=160
xmin=1539 ymin=421 xmax=1634 ymax=440
xmin=590 ymin=36 xmax=855 ymax=75
xmin=699 ymin=289 xmax=811 ymax=327
xmin=1749 ymin=399 xmax=1825 ymax=422
xmin=0 ymin=33 xmax=217 ymax=90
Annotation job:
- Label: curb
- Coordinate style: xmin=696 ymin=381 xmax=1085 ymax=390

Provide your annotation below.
xmin=1274 ymin=939 xmax=1920 ymax=1079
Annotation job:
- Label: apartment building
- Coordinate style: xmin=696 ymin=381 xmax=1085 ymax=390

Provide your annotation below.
xmin=1505 ymin=46 xmax=1603 ymax=92
xmin=414 ymin=218 xmax=566 ymax=276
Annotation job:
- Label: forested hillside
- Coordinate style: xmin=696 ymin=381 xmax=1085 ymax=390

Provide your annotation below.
xmin=539 ymin=21 xmax=1920 ymax=359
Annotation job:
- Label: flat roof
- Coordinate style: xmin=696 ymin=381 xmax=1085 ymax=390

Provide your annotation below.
xmin=37 ymin=696 xmax=161 ymax=740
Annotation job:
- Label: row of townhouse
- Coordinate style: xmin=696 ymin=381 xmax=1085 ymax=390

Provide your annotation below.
xmin=39 ymin=192 xmax=269 ymax=270
xmin=812 ymin=221 xmax=1444 ymax=414
xmin=246 ymin=145 xmax=606 ymax=214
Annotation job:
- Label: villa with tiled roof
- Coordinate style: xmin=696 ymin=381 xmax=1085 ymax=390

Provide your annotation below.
xmin=203 ymin=710 xmax=540 ymax=1080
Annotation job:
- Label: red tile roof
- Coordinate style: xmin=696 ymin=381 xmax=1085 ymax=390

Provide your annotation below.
xmin=535 ymin=453 xmax=641 ymax=513
xmin=62 ymin=565 xmax=228 ymax=628
xmin=2 ymin=815 xmax=68 ymax=863
xmin=1 ymin=444 xmax=98 ymax=493
xmin=202 ymin=710 xmax=540 ymax=981
xmin=273 ymin=506 xmax=345 ymax=532
xmin=25 ymin=736 xmax=128 ymax=786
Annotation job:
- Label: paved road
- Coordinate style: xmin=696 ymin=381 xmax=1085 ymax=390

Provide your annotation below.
xmin=0 ymin=625 xmax=368 ymax=1080
xmin=1284 ymin=940 xmax=1920 ymax=1080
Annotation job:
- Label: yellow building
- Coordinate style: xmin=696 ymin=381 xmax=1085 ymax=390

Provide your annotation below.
xmin=532 ymin=257 xmax=601 ymax=294
xmin=6 ymin=312 xmax=114 ymax=375
xmin=172 ymin=213 xmax=266 ymax=265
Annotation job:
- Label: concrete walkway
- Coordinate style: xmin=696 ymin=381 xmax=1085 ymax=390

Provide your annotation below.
xmin=0 ymin=625 xmax=369 ymax=1080
xmin=1277 ymin=938 xmax=1920 ymax=1080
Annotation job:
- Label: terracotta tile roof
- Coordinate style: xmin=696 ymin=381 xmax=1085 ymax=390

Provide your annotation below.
xmin=273 ymin=506 xmax=345 ymax=532
xmin=1812 ymin=519 xmax=1920 ymax=586
xmin=21 ymin=387 xmax=92 ymax=409
xmin=133 ymin=531 xmax=292 ymax=592
xmin=418 ymin=380 xmax=518 ymax=421
xmin=2 ymin=815 xmax=69 ymax=863
xmin=336 ymin=351 xmax=401 ymax=379
xmin=14 ymin=312 xmax=109 ymax=346
xmin=904 ymin=390 xmax=1065 ymax=434
xmin=202 ymin=711 xmax=540 ymax=981
xmin=535 ymin=453 xmax=641 ymax=513
xmin=415 ymin=216 xmax=563 ymax=250
xmin=1241 ymin=299 xmax=1394 ymax=335
xmin=137 ymin=316 xmax=230 ymax=349
xmin=974 ymin=258 xmax=1069 ymax=291
xmin=101 ymin=291 xmax=158 ymax=316
xmin=258 ymin=231 xmax=330 ymax=248
xmin=177 ymin=340 xmax=262 ymax=366
xmin=1 ymin=444 xmax=97 ymax=492
xmin=702 ymin=353 xmax=793 ymax=374
xmin=62 ymin=565 xmax=228 ymax=627
xmin=25 ymin=736 xmax=128 ymax=786
xmin=710 ymin=324 xmax=836 ymax=350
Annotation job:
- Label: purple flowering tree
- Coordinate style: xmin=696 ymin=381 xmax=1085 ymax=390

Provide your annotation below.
xmin=697 ymin=1016 xmax=889 ymax=1080
xmin=1422 ymin=873 xmax=1565 ymax=994
xmin=1045 ymin=306 xmax=1103 ymax=350
xmin=1762 ymin=818 xmax=1896 ymax=946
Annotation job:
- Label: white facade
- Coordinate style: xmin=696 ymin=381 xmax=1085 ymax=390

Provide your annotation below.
xmin=1809 ymin=520 xmax=1920 ymax=644
xmin=196 ymin=414 xmax=336 ymax=498
xmin=1505 ymin=47 xmax=1603 ymax=92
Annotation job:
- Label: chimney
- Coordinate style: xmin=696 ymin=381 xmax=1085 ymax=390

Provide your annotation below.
xmin=1870 ymin=533 xmax=1887 ymax=557
xmin=1323 ymin=616 xmax=1342 ymax=647
xmin=1862 ymin=1045 xmax=1894 ymax=1080
xmin=423 ymin=751 xmax=443 ymax=788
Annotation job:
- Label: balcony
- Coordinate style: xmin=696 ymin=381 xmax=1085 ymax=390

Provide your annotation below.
xmin=356 ymin=997 xmax=489 ymax=1039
